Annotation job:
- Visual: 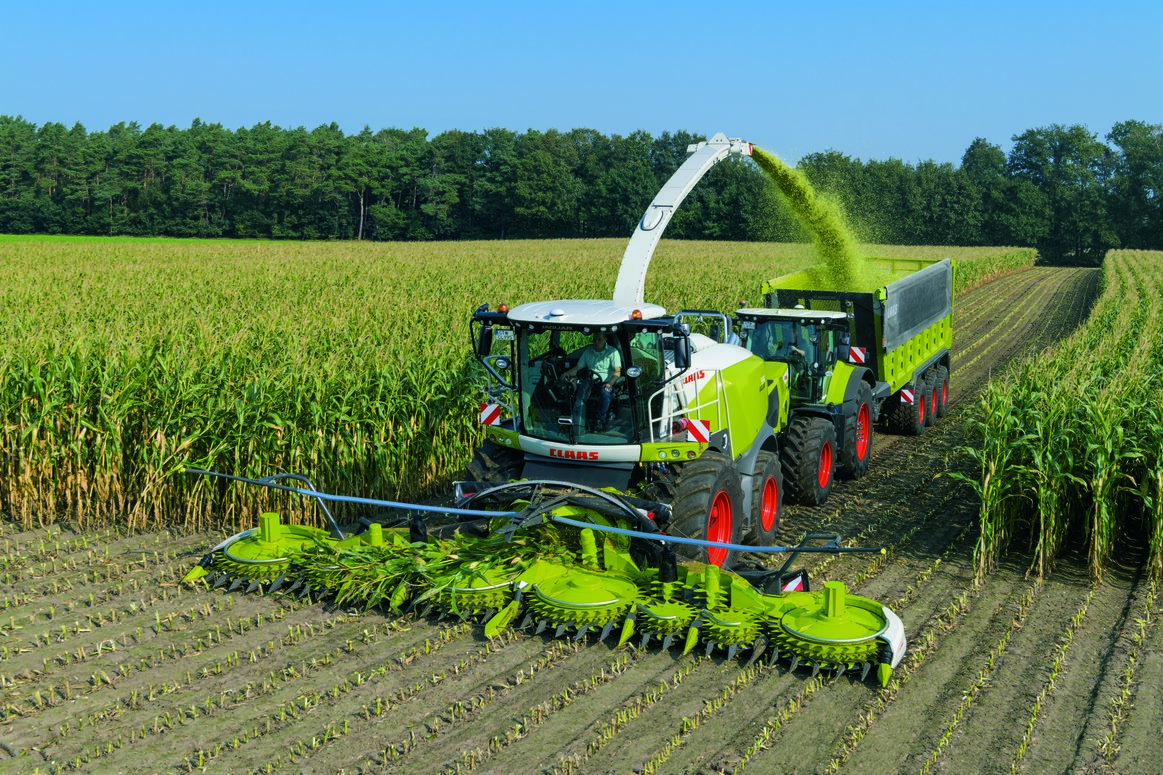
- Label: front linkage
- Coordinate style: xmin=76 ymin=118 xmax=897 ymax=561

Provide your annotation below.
xmin=180 ymin=471 xmax=906 ymax=687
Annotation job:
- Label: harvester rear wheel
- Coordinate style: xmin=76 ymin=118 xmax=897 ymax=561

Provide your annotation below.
xmin=671 ymin=451 xmax=744 ymax=568
xmin=747 ymin=450 xmax=783 ymax=545
xmin=782 ymin=416 xmax=836 ymax=506
xmin=935 ymin=365 xmax=950 ymax=418
xmin=839 ymin=381 xmax=873 ymax=480
xmin=465 ymin=439 xmax=523 ymax=485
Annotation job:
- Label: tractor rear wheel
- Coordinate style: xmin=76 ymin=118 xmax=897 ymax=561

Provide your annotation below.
xmin=935 ymin=365 xmax=950 ymax=418
xmin=464 ymin=440 xmax=523 ymax=485
xmin=671 ymin=451 xmax=744 ymax=568
xmin=839 ymin=381 xmax=874 ymax=480
xmin=782 ymin=416 xmax=837 ymax=506
xmin=746 ymin=450 xmax=783 ymax=545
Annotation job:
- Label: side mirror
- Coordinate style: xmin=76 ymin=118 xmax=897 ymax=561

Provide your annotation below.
xmin=674 ymin=337 xmax=691 ymax=370
xmin=476 ymin=325 xmax=494 ymax=358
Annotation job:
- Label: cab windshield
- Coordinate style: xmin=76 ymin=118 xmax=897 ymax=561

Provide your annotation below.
xmin=517 ymin=325 xmax=665 ymax=444
xmin=743 ymin=319 xmax=823 ymax=402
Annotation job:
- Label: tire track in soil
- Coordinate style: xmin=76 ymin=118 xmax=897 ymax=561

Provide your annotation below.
xmin=3 ymin=599 xmax=336 ymax=752
xmin=1004 ymin=562 xmax=1144 ymax=775
xmin=492 ymin=649 xmax=694 ymax=773
xmin=300 ymin=637 xmax=643 ymax=775
xmin=1110 ymin=577 xmax=1163 ymax=774
xmin=109 ymin=620 xmax=495 ymax=775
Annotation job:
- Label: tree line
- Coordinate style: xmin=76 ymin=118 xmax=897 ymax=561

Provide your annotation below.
xmin=0 ymin=116 xmax=1159 ymax=261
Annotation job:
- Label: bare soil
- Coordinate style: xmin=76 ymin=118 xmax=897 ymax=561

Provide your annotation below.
xmin=7 ymin=266 xmax=1156 ymax=775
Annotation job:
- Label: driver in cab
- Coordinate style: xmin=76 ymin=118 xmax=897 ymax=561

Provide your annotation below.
xmin=562 ymin=331 xmax=622 ymax=430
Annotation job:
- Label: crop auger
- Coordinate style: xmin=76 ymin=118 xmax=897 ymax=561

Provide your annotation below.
xmin=181 ymin=469 xmax=906 ymax=687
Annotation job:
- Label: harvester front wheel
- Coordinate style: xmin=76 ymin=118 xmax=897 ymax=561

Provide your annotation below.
xmin=782 ymin=416 xmax=836 ymax=506
xmin=465 ymin=440 xmax=523 ymax=485
xmin=671 ymin=451 xmax=744 ymax=568
xmin=839 ymin=381 xmax=873 ymax=480
xmin=747 ymin=450 xmax=783 ymax=545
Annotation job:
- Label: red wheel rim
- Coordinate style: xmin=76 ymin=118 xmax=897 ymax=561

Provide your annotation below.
xmin=941 ymin=379 xmax=948 ymax=405
xmin=817 ymin=441 xmax=833 ymax=489
xmin=760 ymin=476 xmax=779 ymax=532
xmin=855 ymin=403 xmax=871 ymax=461
xmin=930 ymin=387 xmax=938 ymax=417
xmin=706 ymin=490 xmax=733 ymax=566
xmin=917 ymin=392 xmax=925 ymax=425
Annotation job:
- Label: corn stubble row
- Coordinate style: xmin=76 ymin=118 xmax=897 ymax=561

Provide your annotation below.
xmin=0 ymin=237 xmax=1029 ymax=531
xmin=960 ymin=250 xmax=1163 ymax=580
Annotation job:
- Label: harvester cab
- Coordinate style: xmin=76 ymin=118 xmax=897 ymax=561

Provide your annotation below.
xmin=472 ymin=299 xmax=688 ymax=447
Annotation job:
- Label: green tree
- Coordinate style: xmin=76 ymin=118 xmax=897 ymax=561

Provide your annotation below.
xmin=1106 ymin=120 xmax=1163 ymax=249
xmin=1008 ymin=124 xmax=1114 ymax=262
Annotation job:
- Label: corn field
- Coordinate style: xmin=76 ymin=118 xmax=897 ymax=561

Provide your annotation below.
xmin=959 ymin=249 xmax=1163 ymax=580
xmin=0 ymin=237 xmax=1032 ymax=532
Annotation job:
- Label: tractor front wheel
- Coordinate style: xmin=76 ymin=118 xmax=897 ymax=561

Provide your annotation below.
xmin=464 ymin=440 xmax=523 ymax=485
xmin=671 ymin=451 xmax=744 ymax=568
xmin=782 ymin=416 xmax=837 ymax=506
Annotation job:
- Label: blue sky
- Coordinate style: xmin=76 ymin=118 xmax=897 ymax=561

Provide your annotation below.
xmin=2 ymin=0 xmax=1159 ymax=164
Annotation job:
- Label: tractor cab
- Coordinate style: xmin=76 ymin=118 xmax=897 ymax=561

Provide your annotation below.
xmin=736 ymin=308 xmax=851 ymax=404
xmin=472 ymin=300 xmax=694 ymax=446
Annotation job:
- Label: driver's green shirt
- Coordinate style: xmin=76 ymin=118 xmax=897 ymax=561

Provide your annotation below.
xmin=578 ymin=345 xmax=622 ymax=383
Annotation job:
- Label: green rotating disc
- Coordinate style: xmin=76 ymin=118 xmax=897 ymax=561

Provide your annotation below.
xmin=524 ymin=569 xmax=639 ymax=632
xmin=773 ymin=581 xmax=886 ymax=669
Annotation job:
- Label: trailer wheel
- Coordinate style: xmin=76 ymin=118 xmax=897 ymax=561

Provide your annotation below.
xmin=747 ymin=450 xmax=783 ymax=545
xmin=887 ymin=377 xmax=926 ymax=436
xmin=465 ymin=440 xmax=523 ymax=485
xmin=671 ymin=451 xmax=743 ymax=568
xmin=839 ymin=381 xmax=874 ymax=480
xmin=924 ymin=372 xmax=938 ymax=428
xmin=935 ymin=366 xmax=950 ymax=418
xmin=782 ymin=416 xmax=836 ymax=506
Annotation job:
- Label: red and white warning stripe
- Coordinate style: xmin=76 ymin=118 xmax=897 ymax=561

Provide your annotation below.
xmin=479 ymin=403 xmax=502 ymax=426
xmin=900 ymin=389 xmax=915 ymax=405
xmin=781 ymin=574 xmax=805 ymax=592
xmin=848 ymin=346 xmax=867 ymax=364
xmin=684 ymin=418 xmax=711 ymax=444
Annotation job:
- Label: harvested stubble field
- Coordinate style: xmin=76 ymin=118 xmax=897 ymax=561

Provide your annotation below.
xmin=2 ymin=242 xmax=1159 ymax=775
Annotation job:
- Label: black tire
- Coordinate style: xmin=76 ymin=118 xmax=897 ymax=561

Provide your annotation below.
xmin=464 ymin=439 xmax=523 ymax=485
xmin=670 ymin=451 xmax=744 ymax=568
xmin=923 ymin=371 xmax=938 ymax=428
xmin=746 ymin=450 xmax=783 ymax=545
xmin=935 ymin=365 xmax=950 ymax=418
xmin=887 ymin=376 xmax=926 ymax=436
xmin=781 ymin=416 xmax=837 ymax=506
xmin=839 ymin=381 xmax=874 ymax=480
